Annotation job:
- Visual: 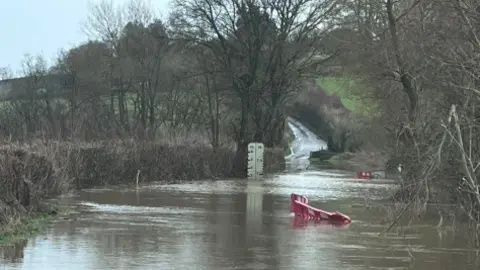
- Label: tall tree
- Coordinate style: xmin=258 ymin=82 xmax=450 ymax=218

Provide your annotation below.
xmin=172 ymin=0 xmax=342 ymax=175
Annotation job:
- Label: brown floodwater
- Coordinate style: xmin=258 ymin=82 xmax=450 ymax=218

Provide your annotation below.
xmin=1 ymin=167 xmax=479 ymax=270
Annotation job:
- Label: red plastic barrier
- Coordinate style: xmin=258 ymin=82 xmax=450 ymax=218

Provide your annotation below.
xmin=290 ymin=193 xmax=308 ymax=213
xmin=356 ymin=171 xmax=372 ymax=179
xmin=291 ymin=215 xmax=351 ymax=229
xmin=289 ymin=193 xmax=352 ymax=225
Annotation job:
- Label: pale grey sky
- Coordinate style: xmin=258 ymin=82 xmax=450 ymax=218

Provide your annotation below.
xmin=0 ymin=0 xmax=170 ymax=75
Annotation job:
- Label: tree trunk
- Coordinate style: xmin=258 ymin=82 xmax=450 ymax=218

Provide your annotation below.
xmin=386 ymin=0 xmax=417 ymax=124
xmin=118 ymin=91 xmax=128 ymax=133
xmin=231 ymin=96 xmax=251 ymax=178
xmin=237 ymin=96 xmax=250 ymax=149
xmin=44 ymin=98 xmax=57 ymax=138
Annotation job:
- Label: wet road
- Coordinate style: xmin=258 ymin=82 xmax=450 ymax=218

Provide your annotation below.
xmin=1 ymin=170 xmax=478 ymax=270
xmin=287 ymin=117 xmax=327 ymax=157
xmin=286 ymin=117 xmax=327 ymax=171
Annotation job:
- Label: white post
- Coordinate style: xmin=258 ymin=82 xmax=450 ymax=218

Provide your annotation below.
xmin=247 ymin=142 xmax=264 ymax=179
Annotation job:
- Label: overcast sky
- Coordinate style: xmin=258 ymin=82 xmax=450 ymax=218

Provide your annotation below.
xmin=0 ymin=0 xmax=170 ymax=75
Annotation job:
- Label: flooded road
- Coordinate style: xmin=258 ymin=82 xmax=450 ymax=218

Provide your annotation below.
xmin=1 ymin=121 xmax=478 ymax=269
xmin=2 ymin=169 xmax=479 ymax=270
xmin=286 ymin=117 xmax=327 ymax=171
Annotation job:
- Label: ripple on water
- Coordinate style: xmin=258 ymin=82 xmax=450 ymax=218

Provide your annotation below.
xmin=139 ymin=172 xmax=396 ymax=202
xmin=78 ymin=201 xmax=204 ymax=214
xmin=146 ymin=180 xmax=245 ymax=194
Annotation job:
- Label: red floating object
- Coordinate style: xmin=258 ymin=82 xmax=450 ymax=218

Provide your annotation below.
xmin=289 ymin=193 xmax=352 ymax=225
xmin=356 ymin=171 xmax=372 ymax=179
xmin=290 ymin=215 xmax=351 ymax=229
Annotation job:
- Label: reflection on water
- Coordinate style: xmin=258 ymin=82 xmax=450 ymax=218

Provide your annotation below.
xmin=1 ymin=240 xmax=26 ymax=264
xmin=1 ymin=170 xmax=479 ymax=270
xmin=246 ymin=179 xmax=263 ymax=245
xmin=290 ymin=216 xmax=351 ymax=230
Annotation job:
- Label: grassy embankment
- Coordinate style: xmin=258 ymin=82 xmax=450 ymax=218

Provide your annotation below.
xmin=0 ymin=212 xmax=51 ymax=245
xmin=311 ymin=76 xmax=384 ymax=170
xmin=316 ymin=76 xmax=375 ymax=116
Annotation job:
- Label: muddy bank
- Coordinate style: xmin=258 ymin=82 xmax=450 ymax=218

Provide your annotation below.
xmin=0 ymin=140 xmax=285 ymax=242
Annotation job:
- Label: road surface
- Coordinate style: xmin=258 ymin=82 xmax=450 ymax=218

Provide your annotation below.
xmin=286 ymin=117 xmax=327 ymax=170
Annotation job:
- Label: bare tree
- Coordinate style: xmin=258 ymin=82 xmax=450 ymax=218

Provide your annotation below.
xmin=335 ymin=0 xmax=480 ymax=240
xmin=84 ymin=0 xmax=147 ymax=133
xmin=0 ymin=67 xmax=13 ymax=80
xmin=172 ymin=0 xmax=342 ymax=175
xmin=119 ymin=19 xmax=172 ymax=137
xmin=189 ymin=44 xmax=227 ymax=149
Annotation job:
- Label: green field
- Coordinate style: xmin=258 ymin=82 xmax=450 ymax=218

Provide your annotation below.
xmin=317 ymin=76 xmax=376 ymax=116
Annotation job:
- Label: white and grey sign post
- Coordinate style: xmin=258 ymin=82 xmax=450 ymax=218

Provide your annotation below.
xmin=247 ymin=142 xmax=264 ymax=179
xmin=246 ymin=142 xmax=264 ymax=242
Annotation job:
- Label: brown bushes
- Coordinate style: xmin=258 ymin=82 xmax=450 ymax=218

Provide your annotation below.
xmin=264 ymin=147 xmax=286 ymax=173
xmin=0 ymin=149 xmax=57 ymax=228
xmin=70 ymin=142 xmax=237 ymax=188
xmin=0 ymin=140 xmax=285 ymax=229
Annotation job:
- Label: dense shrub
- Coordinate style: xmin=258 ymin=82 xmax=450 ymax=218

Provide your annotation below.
xmin=0 ymin=140 xmax=285 ymax=230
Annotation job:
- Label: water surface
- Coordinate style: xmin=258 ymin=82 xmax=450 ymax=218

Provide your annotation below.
xmin=1 ymin=169 xmax=478 ymax=270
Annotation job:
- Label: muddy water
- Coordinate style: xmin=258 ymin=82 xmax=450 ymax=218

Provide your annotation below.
xmin=1 ymin=169 xmax=479 ymax=270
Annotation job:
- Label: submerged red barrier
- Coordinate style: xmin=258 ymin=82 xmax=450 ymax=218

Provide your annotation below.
xmin=356 ymin=170 xmax=386 ymax=179
xmin=356 ymin=171 xmax=372 ymax=179
xmin=290 ymin=215 xmax=351 ymax=229
xmin=290 ymin=193 xmax=352 ymax=225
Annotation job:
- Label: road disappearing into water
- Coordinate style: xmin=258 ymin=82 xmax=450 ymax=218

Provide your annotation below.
xmin=286 ymin=117 xmax=327 ymax=170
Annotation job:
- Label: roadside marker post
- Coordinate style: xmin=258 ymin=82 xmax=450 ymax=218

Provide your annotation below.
xmin=247 ymin=142 xmax=264 ymax=179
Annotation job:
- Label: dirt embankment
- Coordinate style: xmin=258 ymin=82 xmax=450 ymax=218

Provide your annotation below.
xmin=0 ymin=140 xmax=285 ymax=238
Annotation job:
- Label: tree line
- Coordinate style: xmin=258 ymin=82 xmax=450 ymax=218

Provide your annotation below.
xmin=334 ymin=0 xmax=480 ymax=239
xmin=0 ymin=0 xmax=338 ymax=148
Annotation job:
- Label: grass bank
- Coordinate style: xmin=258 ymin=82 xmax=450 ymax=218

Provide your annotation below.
xmin=0 ymin=140 xmax=286 ymax=244
xmin=0 ymin=211 xmax=53 ymax=245
xmin=317 ymin=76 xmax=377 ymax=116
